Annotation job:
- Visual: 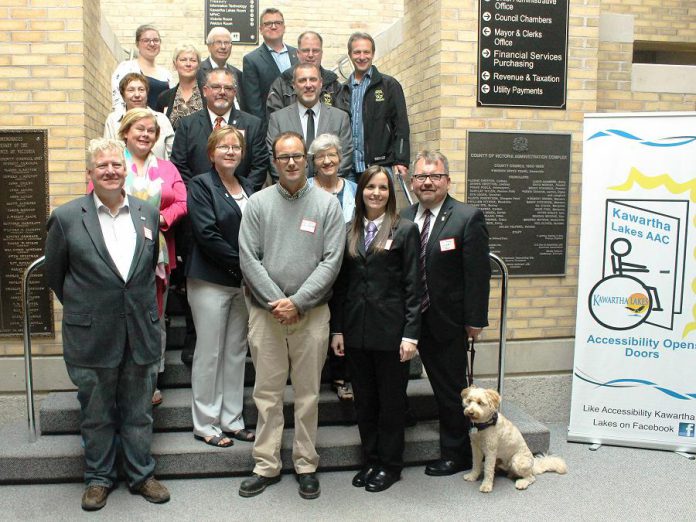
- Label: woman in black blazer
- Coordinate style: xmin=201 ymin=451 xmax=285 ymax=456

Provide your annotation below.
xmin=330 ymin=165 xmax=422 ymax=492
xmin=187 ymin=127 xmax=255 ymax=447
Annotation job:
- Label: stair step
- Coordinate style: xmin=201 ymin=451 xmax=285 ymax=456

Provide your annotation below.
xmin=40 ymin=379 xmax=441 ymax=435
xmin=1 ymin=403 xmax=551 ymax=483
xmin=159 ymin=350 xmax=423 ymax=388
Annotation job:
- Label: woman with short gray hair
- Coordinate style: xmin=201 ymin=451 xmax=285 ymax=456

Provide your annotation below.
xmin=307 ymin=133 xmax=358 ymax=400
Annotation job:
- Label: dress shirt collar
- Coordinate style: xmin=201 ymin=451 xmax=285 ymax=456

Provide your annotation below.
xmin=207 ymin=107 xmax=233 ymax=127
xmin=298 ymin=101 xmax=321 ymax=119
xmin=276 ymin=177 xmax=310 ymax=200
xmin=363 ymin=212 xmax=385 ymax=231
xmin=350 ymin=66 xmax=373 ymax=87
xmin=416 ymin=198 xmax=446 ymax=223
xmin=93 ymin=190 xmax=129 ymax=216
xmin=266 ymin=43 xmax=289 ymax=55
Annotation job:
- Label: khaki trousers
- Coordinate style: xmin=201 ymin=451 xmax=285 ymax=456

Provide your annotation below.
xmin=247 ymin=302 xmax=329 ymax=476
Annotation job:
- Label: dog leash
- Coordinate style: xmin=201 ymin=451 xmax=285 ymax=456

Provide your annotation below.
xmin=467 ymin=336 xmax=475 ymax=386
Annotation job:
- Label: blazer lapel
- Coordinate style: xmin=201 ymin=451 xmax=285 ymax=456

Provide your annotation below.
xmin=196 ymin=109 xmax=213 ymax=134
xmin=126 ymin=197 xmax=147 ymax=282
xmin=427 ymin=197 xmax=454 ymax=256
xmin=81 ymin=196 xmax=122 ymax=280
xmin=316 ymin=104 xmax=329 ymax=135
xmin=259 ymin=45 xmax=280 ymax=72
xmin=213 ymin=171 xmax=243 ymax=217
xmin=357 ymin=229 xmax=367 ymax=259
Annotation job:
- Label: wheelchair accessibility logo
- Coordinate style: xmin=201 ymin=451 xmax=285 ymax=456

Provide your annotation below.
xmin=589 ymin=272 xmax=652 ymax=330
xmin=588 ymin=199 xmax=690 ymax=331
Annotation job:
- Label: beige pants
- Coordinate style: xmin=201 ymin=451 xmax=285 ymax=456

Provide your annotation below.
xmin=247 ymin=302 xmax=329 ymax=476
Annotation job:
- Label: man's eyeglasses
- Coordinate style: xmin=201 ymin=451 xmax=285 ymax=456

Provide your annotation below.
xmin=207 ymin=84 xmax=236 ymax=93
xmin=412 ymin=174 xmax=447 ymax=183
xmin=215 ymin=145 xmax=242 ymax=153
xmin=212 ymin=40 xmax=232 ymax=48
xmin=139 ymin=38 xmax=161 ymax=45
xmin=262 ymin=20 xmax=284 ymax=28
xmin=275 ymin=153 xmax=305 ymax=163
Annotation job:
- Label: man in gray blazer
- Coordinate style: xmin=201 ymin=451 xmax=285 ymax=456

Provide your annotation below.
xmin=242 ymin=7 xmax=298 ymax=122
xmin=267 ymin=63 xmax=353 ymax=182
xmin=44 ymin=138 xmax=170 ymax=511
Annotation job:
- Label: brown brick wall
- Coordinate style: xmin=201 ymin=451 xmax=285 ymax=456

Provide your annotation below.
xmin=0 ymin=0 xmax=116 ymax=356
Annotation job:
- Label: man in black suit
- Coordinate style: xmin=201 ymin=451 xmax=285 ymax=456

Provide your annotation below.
xmin=401 ymin=150 xmax=491 ymax=476
xmin=44 ymin=138 xmax=170 ymax=510
xmin=242 ymin=7 xmax=298 ymax=122
xmin=171 ymin=68 xmax=268 ymax=190
xmin=197 ymin=27 xmax=245 ymax=112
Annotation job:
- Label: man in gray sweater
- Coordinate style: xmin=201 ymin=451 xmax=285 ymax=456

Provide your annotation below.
xmin=238 ymin=131 xmax=346 ymax=500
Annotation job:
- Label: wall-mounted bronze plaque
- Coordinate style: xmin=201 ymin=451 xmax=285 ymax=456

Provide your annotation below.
xmin=466 ymin=130 xmax=571 ymax=276
xmin=0 ymin=129 xmax=54 ymax=337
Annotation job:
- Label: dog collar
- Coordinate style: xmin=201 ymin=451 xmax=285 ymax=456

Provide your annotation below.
xmin=472 ymin=412 xmax=498 ymax=431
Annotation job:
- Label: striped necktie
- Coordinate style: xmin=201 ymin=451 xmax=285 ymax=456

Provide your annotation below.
xmin=365 ymin=221 xmax=378 ymax=250
xmin=214 ymin=116 xmax=224 ymax=130
xmin=420 ymin=209 xmax=431 ymax=312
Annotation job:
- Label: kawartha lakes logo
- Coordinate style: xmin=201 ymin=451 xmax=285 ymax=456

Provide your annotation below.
xmin=589 ymin=275 xmax=652 ymax=330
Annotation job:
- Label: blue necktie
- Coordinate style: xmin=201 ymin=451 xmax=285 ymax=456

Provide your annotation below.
xmin=365 ymin=221 xmax=378 ymax=250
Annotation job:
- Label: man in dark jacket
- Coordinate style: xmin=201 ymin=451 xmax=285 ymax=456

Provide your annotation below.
xmin=197 ymin=27 xmax=245 ymax=112
xmin=335 ymin=32 xmax=410 ymax=181
xmin=266 ymin=31 xmax=342 ymax=116
xmin=241 ymin=7 xmax=298 ymax=122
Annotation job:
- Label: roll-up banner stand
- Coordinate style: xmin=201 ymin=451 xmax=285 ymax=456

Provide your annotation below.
xmin=569 ymin=112 xmax=696 ymax=453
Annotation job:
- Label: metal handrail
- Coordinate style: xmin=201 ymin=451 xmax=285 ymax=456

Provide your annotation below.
xmin=395 ymin=171 xmax=509 ymax=396
xmin=23 ymin=255 xmax=45 ymax=442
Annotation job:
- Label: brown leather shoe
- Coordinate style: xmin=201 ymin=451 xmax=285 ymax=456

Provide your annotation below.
xmin=81 ymin=485 xmax=109 ymax=511
xmin=134 ymin=477 xmax=170 ymax=504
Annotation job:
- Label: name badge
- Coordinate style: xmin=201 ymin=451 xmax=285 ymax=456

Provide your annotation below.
xmin=440 ymin=238 xmax=456 ymax=252
xmin=144 ymin=227 xmax=153 ymax=241
xmin=384 ymin=239 xmax=393 ymax=250
xmin=300 ymin=219 xmax=317 ymax=234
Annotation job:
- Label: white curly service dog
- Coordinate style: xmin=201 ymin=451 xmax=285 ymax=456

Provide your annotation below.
xmin=461 ymin=386 xmax=567 ymax=492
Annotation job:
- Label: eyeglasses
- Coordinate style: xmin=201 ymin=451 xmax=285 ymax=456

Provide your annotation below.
xmin=215 ymin=145 xmax=242 ymax=153
xmin=212 ymin=40 xmax=231 ymax=48
xmin=207 ymin=84 xmax=236 ymax=93
xmin=275 ymin=153 xmax=305 ymax=163
xmin=313 ymin=152 xmax=339 ymax=162
xmin=262 ymin=20 xmax=284 ymax=28
xmin=412 ymin=174 xmax=447 ymax=183
xmin=94 ymin=162 xmax=124 ymax=171
xmin=139 ymin=38 xmax=161 ymax=45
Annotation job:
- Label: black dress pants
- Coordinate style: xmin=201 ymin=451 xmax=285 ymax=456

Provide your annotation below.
xmin=347 ymin=348 xmax=410 ymax=473
xmin=418 ymin=317 xmax=472 ymax=466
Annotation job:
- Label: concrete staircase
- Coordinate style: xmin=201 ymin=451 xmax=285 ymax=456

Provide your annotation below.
xmin=0 ymin=343 xmax=551 ymax=483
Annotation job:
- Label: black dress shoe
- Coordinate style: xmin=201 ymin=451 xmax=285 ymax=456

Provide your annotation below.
xmin=352 ymin=466 xmax=378 ymax=487
xmin=424 ymin=459 xmax=468 ymax=476
xmin=238 ymin=473 xmax=281 ymax=497
xmin=296 ymin=472 xmax=320 ymax=499
xmin=365 ymin=469 xmax=400 ymax=492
